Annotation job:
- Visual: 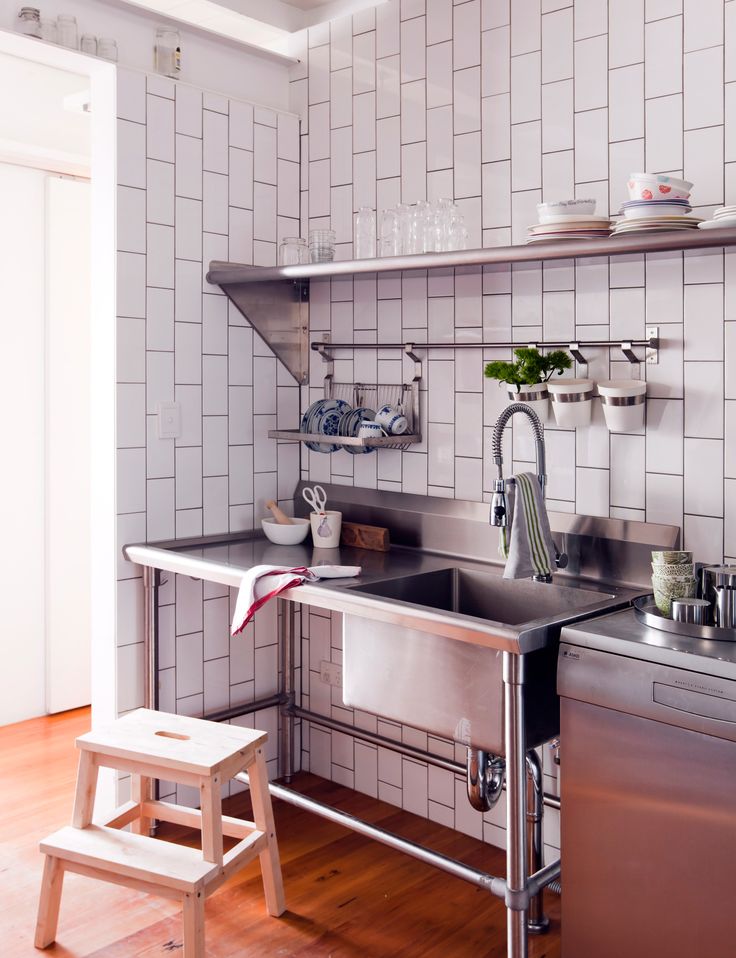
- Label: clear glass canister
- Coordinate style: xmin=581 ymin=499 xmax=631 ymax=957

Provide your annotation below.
xmin=278 ymin=237 xmax=308 ymax=266
xmin=97 ymin=37 xmax=118 ymax=61
xmin=57 ymin=14 xmax=78 ymax=49
xmin=80 ymin=34 xmax=97 ymax=55
xmin=354 ymin=207 xmax=376 ymax=259
xmin=16 ymin=7 xmax=41 ymax=38
xmin=40 ymin=18 xmax=57 ymax=42
xmin=155 ymin=27 xmax=181 ymax=78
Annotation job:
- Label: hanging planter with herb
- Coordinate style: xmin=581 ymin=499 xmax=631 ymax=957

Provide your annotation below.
xmin=484 ymin=347 xmax=572 ymax=421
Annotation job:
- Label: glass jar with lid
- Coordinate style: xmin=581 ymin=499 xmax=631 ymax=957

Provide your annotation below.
xmin=16 ymin=7 xmax=41 ymax=38
xmin=155 ymin=27 xmax=181 ymax=78
xmin=278 ymin=237 xmax=309 ymax=266
xmin=80 ymin=34 xmax=97 ymax=55
xmin=57 ymin=14 xmax=78 ymax=49
xmin=40 ymin=18 xmax=57 ymax=42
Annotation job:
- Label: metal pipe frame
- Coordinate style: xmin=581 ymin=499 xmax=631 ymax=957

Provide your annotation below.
xmin=525 ymin=749 xmax=549 ymax=934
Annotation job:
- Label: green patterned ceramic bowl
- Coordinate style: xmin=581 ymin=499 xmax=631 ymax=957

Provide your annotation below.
xmin=652 ymin=577 xmax=697 ymax=616
xmin=651 ymin=550 xmax=693 ymax=566
xmin=651 ymin=563 xmax=694 ymax=581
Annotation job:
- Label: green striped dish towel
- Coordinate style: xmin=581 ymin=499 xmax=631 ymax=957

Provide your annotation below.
xmin=498 ymin=473 xmax=555 ymax=579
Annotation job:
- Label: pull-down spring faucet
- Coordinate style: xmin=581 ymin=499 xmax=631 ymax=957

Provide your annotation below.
xmin=490 ymin=402 xmax=567 ymax=581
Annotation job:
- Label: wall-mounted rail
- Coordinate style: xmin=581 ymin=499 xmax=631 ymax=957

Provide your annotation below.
xmin=313 ymin=333 xmax=660 ymax=366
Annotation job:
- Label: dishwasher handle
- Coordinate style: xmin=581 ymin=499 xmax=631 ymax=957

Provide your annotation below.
xmin=653 ymin=682 xmax=736 ymax=724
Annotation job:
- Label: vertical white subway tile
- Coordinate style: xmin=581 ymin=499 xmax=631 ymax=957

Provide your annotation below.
xmin=511 ymin=0 xmax=541 ymax=55
xmin=684 ymin=438 xmax=724 ymax=516
xmin=202 ymin=110 xmax=229 ymax=174
xmin=427 ymin=0 xmax=452 ymax=44
xmin=684 ymin=284 xmax=724 ymax=361
xmin=454 ymin=0 xmax=481 ymax=69
xmin=454 ymin=131 xmax=482 ymax=197
xmin=482 ymin=160 xmax=511 ymax=228
xmin=378 ymin=56 xmax=402 ymax=119
xmin=482 ymin=26 xmax=510 ymax=96
xmin=684 ymin=0 xmax=723 ymax=52
xmin=401 ymin=15 xmax=426 ymax=82
xmin=574 ymin=108 xmax=609 ymax=184
xmin=454 ymin=66 xmax=482 ymax=134
xmin=482 ymin=93 xmax=511 ymax=161
xmin=117 ymin=119 xmax=146 ymax=189
xmin=645 ymin=93 xmax=683 ymax=172
xmin=147 ymin=94 xmax=175 ymax=163
xmin=611 ymin=435 xmax=646 ymax=509
xmin=646 ymin=398 xmax=684 ymax=474
xmin=684 ymin=361 xmax=724 ymax=438
xmin=511 ymin=52 xmax=541 ymax=123
xmin=541 ymin=8 xmax=573 ymax=82
xmin=376 ymin=0 xmax=401 ymax=56
xmin=610 ymin=0 xmax=645 ymax=67
xmin=401 ymin=80 xmax=427 ymax=143
xmin=427 ymin=40 xmax=453 ymax=108
xmin=427 ymin=105 xmax=454 ymax=170
xmin=574 ymin=35 xmax=608 ymax=112
xmin=685 ymin=126 xmax=724 ymax=207
xmin=684 ymin=514 xmax=723 ymax=564
xmin=574 ymin=0 xmax=607 ymax=38
xmin=542 ymin=79 xmax=574 ymax=152
xmin=175 ymin=133 xmax=203 ymax=199
xmin=610 ymin=64 xmax=644 ymax=142
xmin=576 ymin=467 xmax=609 ymax=517
xmin=646 ymin=472 xmax=683 ymax=527
xmin=354 ymin=30 xmax=377 ymax=93
xmin=645 ymin=16 xmax=683 ymax=97
xmin=684 ymin=47 xmax=724 ymax=130
xmin=511 ymin=122 xmax=542 ymax=190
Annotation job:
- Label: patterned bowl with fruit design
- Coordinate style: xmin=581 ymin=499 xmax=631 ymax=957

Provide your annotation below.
xmin=627 ymin=173 xmax=692 ymax=202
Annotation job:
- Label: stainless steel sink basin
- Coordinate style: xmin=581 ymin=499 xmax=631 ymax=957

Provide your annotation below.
xmin=349 ymin=566 xmax=615 ymax=625
xmin=342 ymin=567 xmax=624 ymax=754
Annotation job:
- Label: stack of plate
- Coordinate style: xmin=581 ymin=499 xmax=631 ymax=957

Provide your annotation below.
xmin=699 ymin=206 xmax=736 ymax=230
xmin=612 ymin=199 xmax=701 ymax=236
xmin=338 ymin=406 xmax=376 ymax=455
xmin=300 ymin=398 xmax=351 ymax=453
xmin=526 ymin=199 xmax=611 ymax=244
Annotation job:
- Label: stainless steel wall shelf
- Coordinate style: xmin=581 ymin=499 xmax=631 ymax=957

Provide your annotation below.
xmin=207 ymin=227 xmax=736 ymax=286
xmin=207 ymin=227 xmax=733 ymax=382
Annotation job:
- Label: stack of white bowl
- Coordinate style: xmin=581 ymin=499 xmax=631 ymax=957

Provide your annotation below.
xmin=526 ymin=199 xmax=612 ymax=244
xmin=651 ymin=551 xmax=696 ymax=617
xmin=612 ymin=174 xmax=700 ymax=235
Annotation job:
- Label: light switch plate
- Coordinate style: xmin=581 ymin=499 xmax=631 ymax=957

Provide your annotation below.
xmin=157 ymin=401 xmax=181 ymax=439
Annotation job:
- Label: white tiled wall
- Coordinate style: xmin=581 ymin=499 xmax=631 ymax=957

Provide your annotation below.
xmin=286 ymin=0 xmax=736 ymax=853
xmin=114 ymin=68 xmax=301 ymax=796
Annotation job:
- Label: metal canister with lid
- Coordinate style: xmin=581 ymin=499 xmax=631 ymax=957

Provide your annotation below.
xmin=701 ymin=566 xmax=736 ymax=628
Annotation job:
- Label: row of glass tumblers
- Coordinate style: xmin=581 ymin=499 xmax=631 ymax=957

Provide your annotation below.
xmin=356 ymin=200 xmax=469 ymax=258
xmin=279 ymin=231 xmax=336 ymax=265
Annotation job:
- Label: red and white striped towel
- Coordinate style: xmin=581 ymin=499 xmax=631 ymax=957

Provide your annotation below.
xmin=231 ymin=564 xmax=362 ymax=635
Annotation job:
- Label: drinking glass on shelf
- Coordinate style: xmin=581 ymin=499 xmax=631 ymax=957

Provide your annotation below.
xmin=309 ymin=229 xmax=336 ymax=263
xmin=354 ymin=208 xmax=376 ymax=259
xmin=40 ymin=17 xmax=57 ymax=42
xmin=57 ymin=14 xmax=78 ymax=48
xmin=378 ymin=209 xmax=400 ymax=257
xmin=80 ymin=34 xmax=97 ymax=55
xmin=97 ymin=37 xmax=118 ymax=61
xmin=279 ymin=237 xmax=309 ymax=265
xmin=395 ymin=203 xmax=412 ymax=255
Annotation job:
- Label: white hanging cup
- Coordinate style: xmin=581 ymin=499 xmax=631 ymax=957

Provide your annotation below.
xmin=597 ymin=379 xmax=647 ymax=432
xmin=548 ymin=378 xmax=595 ymax=427
xmin=506 ymin=382 xmax=549 ymax=421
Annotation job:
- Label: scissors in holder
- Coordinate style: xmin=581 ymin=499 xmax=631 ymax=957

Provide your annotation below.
xmin=302 ymin=485 xmax=327 ymax=514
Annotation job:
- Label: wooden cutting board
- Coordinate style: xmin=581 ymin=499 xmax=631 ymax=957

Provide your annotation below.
xmin=340 ymin=521 xmax=390 ymax=552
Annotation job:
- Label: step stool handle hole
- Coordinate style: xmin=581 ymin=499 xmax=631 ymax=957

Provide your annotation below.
xmin=155 ymin=730 xmax=190 ymax=741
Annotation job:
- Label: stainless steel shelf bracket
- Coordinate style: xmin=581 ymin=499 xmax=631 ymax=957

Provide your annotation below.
xmin=568 ymin=342 xmax=587 ymax=365
xmin=646 ymin=326 xmax=660 ymax=365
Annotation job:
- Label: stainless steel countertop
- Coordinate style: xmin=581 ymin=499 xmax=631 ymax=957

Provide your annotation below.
xmin=562 ymin=607 xmax=736 ymax=680
xmin=124 ymin=531 xmax=638 ymax=654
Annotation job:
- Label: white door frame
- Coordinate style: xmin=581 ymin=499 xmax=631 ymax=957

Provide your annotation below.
xmin=0 ymin=31 xmax=117 ymax=807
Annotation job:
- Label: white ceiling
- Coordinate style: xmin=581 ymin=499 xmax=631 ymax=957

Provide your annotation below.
xmin=117 ymin=0 xmax=389 ymax=58
xmin=0 ymin=54 xmax=90 ymax=171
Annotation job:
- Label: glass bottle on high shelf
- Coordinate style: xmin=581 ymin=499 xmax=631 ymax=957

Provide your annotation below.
xmin=155 ymin=27 xmax=181 ymax=78
xmin=16 ymin=6 xmax=41 ymax=38
xmin=354 ymin=208 xmax=376 ymax=259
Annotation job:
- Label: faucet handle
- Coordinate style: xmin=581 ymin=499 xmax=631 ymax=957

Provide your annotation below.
xmin=555 ymin=550 xmax=569 ymax=570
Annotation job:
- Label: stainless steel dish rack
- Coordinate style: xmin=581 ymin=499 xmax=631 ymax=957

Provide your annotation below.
xmin=268 ymin=342 xmax=423 ymax=451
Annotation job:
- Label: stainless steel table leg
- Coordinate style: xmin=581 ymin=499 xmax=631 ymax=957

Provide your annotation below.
xmin=504 ymin=651 xmax=528 ymax=958
xmin=279 ymin=598 xmax=296 ymax=783
xmin=142 ymin=565 xmax=159 ymax=711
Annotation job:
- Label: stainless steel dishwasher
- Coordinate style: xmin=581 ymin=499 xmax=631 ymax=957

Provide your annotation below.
xmin=558 ymin=608 xmax=736 ymax=958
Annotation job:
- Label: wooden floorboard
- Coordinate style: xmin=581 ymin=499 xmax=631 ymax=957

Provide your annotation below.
xmin=1 ymin=708 xmax=560 ymax=957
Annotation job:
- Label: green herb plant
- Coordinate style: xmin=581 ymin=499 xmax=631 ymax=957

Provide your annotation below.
xmin=484 ymin=347 xmax=572 ymax=392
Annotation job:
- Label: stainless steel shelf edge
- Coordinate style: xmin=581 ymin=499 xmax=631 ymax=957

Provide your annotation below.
xmin=206 ymin=228 xmax=736 ymax=284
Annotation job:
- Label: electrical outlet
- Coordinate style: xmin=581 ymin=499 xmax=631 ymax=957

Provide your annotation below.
xmin=157 ymin=400 xmax=181 ymax=439
xmin=319 ymin=660 xmax=342 ymax=687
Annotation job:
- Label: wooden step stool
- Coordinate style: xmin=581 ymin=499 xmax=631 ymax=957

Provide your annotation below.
xmin=35 ymin=708 xmax=285 ymax=957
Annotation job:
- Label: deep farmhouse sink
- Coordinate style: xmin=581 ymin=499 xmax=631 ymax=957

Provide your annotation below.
xmin=342 ymin=567 xmax=623 ymax=754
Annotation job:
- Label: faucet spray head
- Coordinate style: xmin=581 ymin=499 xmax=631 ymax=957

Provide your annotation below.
xmin=490 ymin=479 xmax=508 ymax=527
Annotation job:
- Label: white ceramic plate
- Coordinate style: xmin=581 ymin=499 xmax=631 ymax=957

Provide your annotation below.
xmin=699 ymin=218 xmax=736 ymax=229
xmin=536 ymin=214 xmax=611 ymax=225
